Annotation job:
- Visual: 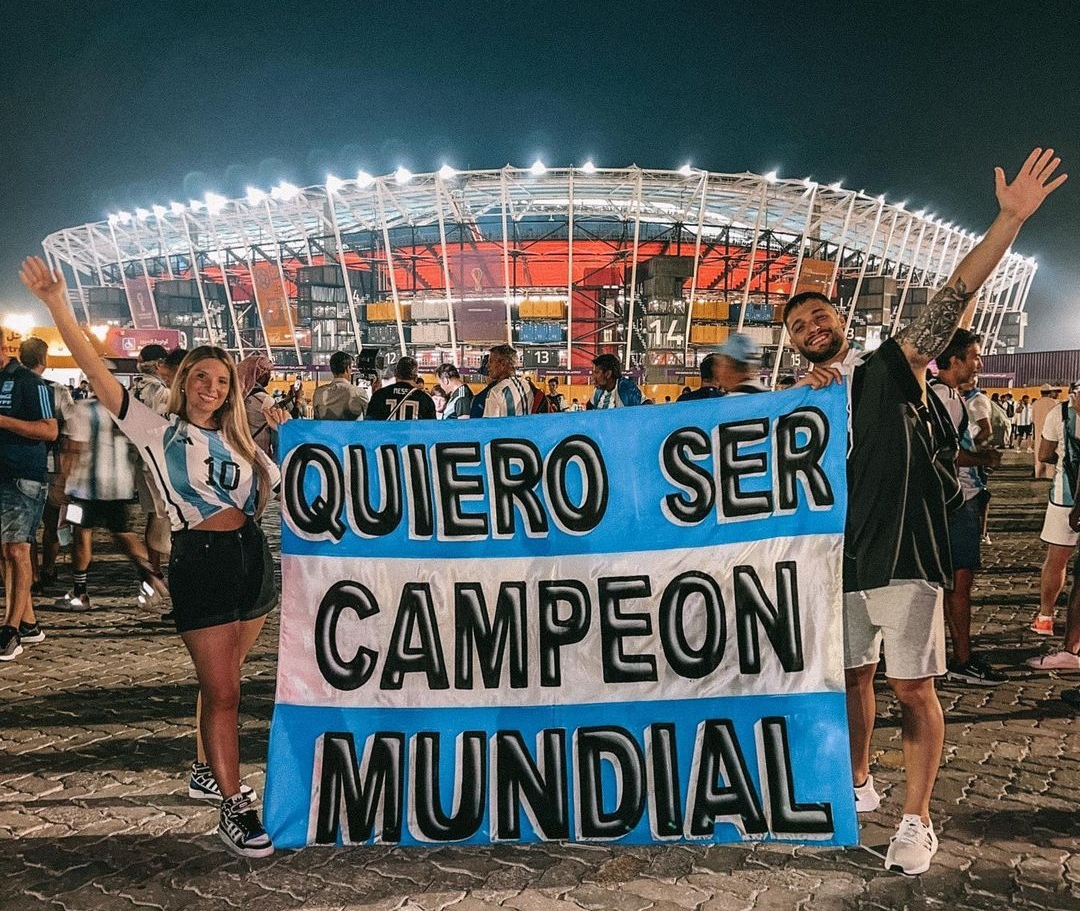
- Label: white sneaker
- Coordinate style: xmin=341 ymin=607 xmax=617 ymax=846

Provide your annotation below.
xmin=854 ymin=774 xmax=881 ymax=812
xmin=885 ymin=814 xmax=938 ymax=875
xmin=1026 ymin=648 xmax=1080 ymax=670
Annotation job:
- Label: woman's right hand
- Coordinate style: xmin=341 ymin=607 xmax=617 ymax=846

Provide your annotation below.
xmin=19 ymin=256 xmax=69 ymax=311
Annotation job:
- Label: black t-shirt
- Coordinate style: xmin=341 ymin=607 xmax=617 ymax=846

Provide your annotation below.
xmin=0 ymin=359 xmax=53 ymax=482
xmin=677 ymin=386 xmax=726 ymax=401
xmin=845 ymin=338 xmax=952 ymax=592
xmin=366 ymin=382 xmax=437 ymax=420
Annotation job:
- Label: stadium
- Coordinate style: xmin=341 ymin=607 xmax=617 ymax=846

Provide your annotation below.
xmin=38 ymin=164 xmax=1037 ymax=391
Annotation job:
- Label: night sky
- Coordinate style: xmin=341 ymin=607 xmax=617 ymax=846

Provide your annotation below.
xmin=4 ymin=1 xmax=1077 ymax=349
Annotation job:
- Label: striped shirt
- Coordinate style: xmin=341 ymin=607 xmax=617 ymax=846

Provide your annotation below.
xmin=66 ymin=399 xmax=138 ymax=502
xmin=588 ymin=377 xmax=643 ymax=410
xmin=112 ymin=389 xmax=279 ymax=531
xmin=482 ymin=376 xmax=532 ymax=417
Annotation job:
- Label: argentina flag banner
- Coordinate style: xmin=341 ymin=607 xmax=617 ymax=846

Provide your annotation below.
xmin=264 ymin=383 xmax=857 ymax=848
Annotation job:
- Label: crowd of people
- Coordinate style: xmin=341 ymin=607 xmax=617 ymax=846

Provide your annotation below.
xmin=0 ymin=148 xmax=1070 ymax=872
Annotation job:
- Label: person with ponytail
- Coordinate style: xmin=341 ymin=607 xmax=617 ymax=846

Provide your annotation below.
xmin=21 ymin=255 xmax=287 ymax=859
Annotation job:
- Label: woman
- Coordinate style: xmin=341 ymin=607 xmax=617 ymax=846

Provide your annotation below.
xmin=21 ymin=256 xmax=286 ymax=859
xmin=236 ymin=354 xmax=276 ymax=457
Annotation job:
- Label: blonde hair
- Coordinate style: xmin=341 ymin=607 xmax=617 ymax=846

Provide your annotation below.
xmin=167 ymin=346 xmax=271 ymax=517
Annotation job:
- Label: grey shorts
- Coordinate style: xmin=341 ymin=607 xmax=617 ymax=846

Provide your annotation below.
xmin=843 ymin=580 xmax=946 ymax=679
xmin=0 ymin=477 xmax=48 ymax=544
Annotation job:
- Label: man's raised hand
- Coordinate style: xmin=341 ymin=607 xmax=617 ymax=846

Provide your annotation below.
xmin=996 ymin=148 xmax=1067 ymax=223
xmin=19 ymin=256 xmax=68 ymax=309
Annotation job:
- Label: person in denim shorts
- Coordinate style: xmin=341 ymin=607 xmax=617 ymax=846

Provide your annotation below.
xmin=0 ymin=342 xmax=58 ymax=660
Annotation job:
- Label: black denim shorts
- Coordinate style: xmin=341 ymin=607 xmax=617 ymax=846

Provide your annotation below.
xmin=168 ymin=518 xmax=276 ymax=633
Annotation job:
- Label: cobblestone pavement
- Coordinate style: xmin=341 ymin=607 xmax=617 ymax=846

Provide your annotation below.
xmin=2 ymin=451 xmax=1078 ymax=911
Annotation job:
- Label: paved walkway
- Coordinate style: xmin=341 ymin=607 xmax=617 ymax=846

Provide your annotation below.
xmin=2 ymin=452 xmax=1078 ymax=911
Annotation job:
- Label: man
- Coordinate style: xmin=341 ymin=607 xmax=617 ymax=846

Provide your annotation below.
xmin=0 ymin=339 xmax=58 ymax=660
xmin=19 ymin=337 xmax=76 ymax=598
xmin=313 ymin=351 xmax=371 ymax=421
xmin=160 ymin=347 xmax=186 ymax=387
xmin=435 ymin=363 xmax=474 ymax=419
xmin=130 ymin=344 xmax=172 ymax=585
xmin=1014 ymin=394 xmax=1034 ymax=451
xmin=546 ymin=378 xmax=567 ymax=412
xmin=930 ymin=330 xmax=1005 ymax=685
xmin=1033 ymin=385 xmax=1061 ymax=477
xmin=677 ymin=353 xmax=726 ymax=401
xmin=1028 ymin=382 xmax=1080 ymax=640
xmin=473 ymin=345 xmax=532 ymax=418
xmin=783 ymin=148 xmax=1064 ymax=875
xmin=366 ymin=356 xmax=436 ymax=420
xmin=587 ymin=353 xmax=643 ymax=409
xmin=1027 ymin=474 xmax=1080 ymax=670
xmin=712 ymin=332 xmax=767 ymax=394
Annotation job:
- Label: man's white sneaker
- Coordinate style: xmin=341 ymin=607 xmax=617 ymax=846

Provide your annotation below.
xmin=885 ymin=814 xmax=938 ymax=875
xmin=854 ymin=774 xmax=881 ymax=812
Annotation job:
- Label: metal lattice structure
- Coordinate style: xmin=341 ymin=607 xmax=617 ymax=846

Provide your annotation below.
xmin=41 ymin=165 xmax=1037 ymax=381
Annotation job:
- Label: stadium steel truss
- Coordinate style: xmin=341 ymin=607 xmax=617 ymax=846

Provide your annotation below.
xmin=41 ymin=165 xmax=1037 ymax=383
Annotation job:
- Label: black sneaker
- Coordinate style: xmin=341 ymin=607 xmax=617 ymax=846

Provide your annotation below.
xmin=946 ymin=654 xmax=1006 ymax=686
xmin=188 ymin=761 xmax=257 ymax=802
xmin=17 ymin=622 xmax=45 ymax=644
xmin=0 ymin=626 xmax=22 ymax=662
xmin=31 ymin=572 xmax=56 ymax=595
xmin=218 ymin=794 xmax=274 ymax=858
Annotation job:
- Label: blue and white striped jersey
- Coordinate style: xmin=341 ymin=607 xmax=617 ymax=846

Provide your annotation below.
xmin=482 ymin=376 xmax=532 ymax=417
xmin=66 ymin=399 xmax=138 ymax=502
xmin=112 ymin=389 xmax=279 ymax=531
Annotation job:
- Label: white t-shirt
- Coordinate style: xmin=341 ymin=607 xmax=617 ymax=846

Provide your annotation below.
xmin=1041 ymin=403 xmax=1078 ymax=505
xmin=111 ymin=389 xmax=279 ymax=531
xmin=482 ymin=376 xmax=532 ymax=417
xmin=930 ymin=383 xmax=983 ymax=501
xmin=965 ymin=391 xmax=993 ymax=444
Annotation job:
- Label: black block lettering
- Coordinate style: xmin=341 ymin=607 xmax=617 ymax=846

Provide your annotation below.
xmin=380 ymin=583 xmax=449 ymax=690
xmin=575 ymin=727 xmax=646 ymax=839
xmin=493 ymin=729 xmax=569 ymax=840
xmin=688 ymin=719 xmax=767 ymax=837
xmin=346 ymin=444 xmax=402 ymax=537
xmin=660 ymin=428 xmax=715 ymax=525
xmin=734 ymin=562 xmax=804 ymax=674
xmin=598 ymin=576 xmax=657 ymax=684
xmin=411 ymin=731 xmax=486 ymax=841
xmin=311 ymin=732 xmax=404 ymax=844
xmin=283 ymin=444 xmax=345 ymax=540
xmin=538 ymin=580 xmax=591 ymax=687
xmin=775 ymin=408 xmax=834 ymax=511
xmin=314 ymin=581 xmax=381 ymax=691
xmin=454 ymin=582 xmax=528 ymax=689
xmin=488 ymin=439 xmax=548 ymax=537
xmin=659 ymin=571 xmax=726 ymax=679
xmin=716 ymin=419 xmax=773 ymax=519
xmin=434 ymin=442 xmax=489 ymax=538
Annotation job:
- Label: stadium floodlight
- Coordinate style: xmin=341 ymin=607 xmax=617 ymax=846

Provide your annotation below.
xmin=802 ymin=178 xmax=815 ymax=189
xmin=245 ymin=187 xmax=268 ymax=206
xmin=152 ymin=204 xmax=167 ymax=219
xmin=828 ymin=181 xmax=843 ymax=192
xmin=529 ymin=159 xmax=547 ymax=176
xmin=188 ymin=199 xmax=205 ymax=213
xmin=356 ymin=170 xmax=375 ymax=188
xmin=107 ymin=213 xmax=119 ymax=227
xmin=135 ymin=207 xmax=151 ymax=221
xmin=877 ymin=194 xmax=886 ymax=203
xmin=580 ymin=161 xmax=597 ymax=174
xmin=117 ymin=211 xmax=133 ymax=225
xmin=394 ymin=167 xmax=413 ymax=184
xmin=764 ymin=170 xmax=778 ymax=184
xmin=678 ymin=163 xmax=693 ymax=177
xmin=325 ymin=174 xmax=345 ymax=194
xmin=271 ymin=181 xmax=300 ymax=201
xmin=205 ymin=192 xmax=228 ymax=215
xmin=437 ymin=164 xmax=457 ymax=180
xmin=914 ymin=209 xmax=926 ymax=218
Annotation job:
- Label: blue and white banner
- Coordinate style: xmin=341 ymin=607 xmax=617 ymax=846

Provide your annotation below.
xmin=265 ymin=384 xmax=857 ymax=848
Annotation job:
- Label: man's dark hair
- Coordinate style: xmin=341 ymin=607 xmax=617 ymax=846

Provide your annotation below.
xmin=698 ymin=353 xmax=718 ymax=381
xmin=395 ymin=355 xmax=419 ymax=381
xmin=783 ymin=291 xmax=834 ymax=324
xmin=138 ymin=343 xmax=168 ymax=363
xmin=936 ymin=328 xmax=982 ymax=371
xmin=593 ymin=353 xmax=621 ymax=377
xmin=436 ymin=363 xmax=460 ymax=380
xmin=329 ymin=351 xmax=353 ymax=376
xmin=164 ymin=348 xmax=188 ymax=369
xmin=18 ymin=337 xmax=48 ymax=370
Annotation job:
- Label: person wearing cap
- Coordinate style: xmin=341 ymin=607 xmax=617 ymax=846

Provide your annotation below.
xmin=587 ymin=353 xmax=642 ymax=410
xmin=312 ymin=351 xmax=371 ymax=421
xmin=713 ymin=332 xmax=766 ymax=394
xmin=780 ymin=148 xmax=1065 ymax=875
xmin=366 ymin=356 xmax=436 ymax=420
xmin=1033 ymin=384 xmax=1062 ymax=478
xmin=1027 ymin=381 xmax=1080 ymax=643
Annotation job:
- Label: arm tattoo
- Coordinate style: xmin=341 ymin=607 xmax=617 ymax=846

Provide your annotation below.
xmin=896 ymin=278 xmax=975 ymax=358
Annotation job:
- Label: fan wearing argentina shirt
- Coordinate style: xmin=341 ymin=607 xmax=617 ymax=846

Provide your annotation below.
xmin=474 ymin=344 xmax=532 ymax=417
xmin=587 ymin=353 xmax=643 ymax=409
xmin=21 ymin=255 xmax=289 ymax=861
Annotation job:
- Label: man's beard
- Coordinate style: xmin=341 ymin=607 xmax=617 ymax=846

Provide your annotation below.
xmin=802 ymin=332 xmax=845 ymax=364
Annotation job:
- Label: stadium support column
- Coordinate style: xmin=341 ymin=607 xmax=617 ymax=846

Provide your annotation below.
xmin=231 ymin=213 xmax=275 ymax=359
xmin=623 ymin=167 xmax=644 ymax=373
xmin=205 ymin=214 xmax=246 ymax=358
xmin=566 ymin=167 xmax=574 ymax=374
xmin=931 ymin=227 xmax=958 ymax=290
xmin=60 ymin=233 xmax=91 ymax=322
xmin=736 ymin=182 xmax=770 ymax=334
xmin=683 ymin=171 xmax=711 ymax=361
xmin=891 ymin=218 xmax=933 ymax=336
xmin=844 ymin=198 xmax=886 ymax=333
xmin=324 ymin=186 xmax=363 ymax=356
xmin=262 ymin=199 xmax=304 ymax=365
xmin=825 ymin=193 xmax=857 ymax=299
xmin=177 ymin=209 xmax=220 ymax=348
xmin=979 ymin=258 xmax=1018 ymax=343
xmin=770 ymin=183 xmax=818 ymax=389
xmin=500 ymin=168 xmax=513 ymax=345
xmin=375 ymin=181 xmax=407 ymax=358
xmin=434 ymin=175 xmax=459 ymax=363
xmin=990 ymin=263 xmax=1035 ymax=353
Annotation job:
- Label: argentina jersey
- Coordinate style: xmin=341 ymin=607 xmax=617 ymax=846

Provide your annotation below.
xmin=483 ymin=376 xmax=531 ymax=417
xmin=112 ymin=389 xmax=279 ymax=530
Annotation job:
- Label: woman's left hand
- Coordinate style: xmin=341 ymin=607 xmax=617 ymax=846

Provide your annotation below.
xmin=262 ymin=404 xmax=291 ymax=429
